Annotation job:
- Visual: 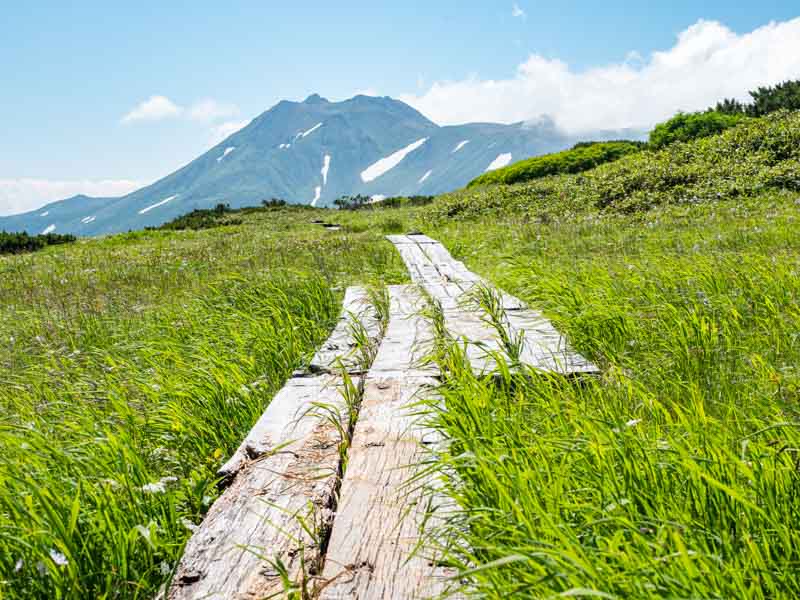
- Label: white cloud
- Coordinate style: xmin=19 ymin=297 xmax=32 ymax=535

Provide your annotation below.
xmin=512 ymin=3 xmax=526 ymax=19
xmin=187 ymin=99 xmax=240 ymax=122
xmin=0 ymin=178 xmax=142 ymax=216
xmin=121 ymin=95 xmax=183 ymax=123
xmin=400 ymin=18 xmax=800 ymax=133
xmin=209 ymin=120 xmax=251 ymax=145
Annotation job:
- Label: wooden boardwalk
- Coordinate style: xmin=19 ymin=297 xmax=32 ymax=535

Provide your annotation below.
xmin=318 ymin=285 xmax=457 ymax=599
xmin=169 ymin=288 xmax=381 ymax=600
xmin=387 ymin=234 xmax=597 ymax=375
xmin=170 ymin=235 xmax=595 ymax=599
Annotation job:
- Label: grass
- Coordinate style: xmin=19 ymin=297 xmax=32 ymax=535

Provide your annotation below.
xmin=423 ymin=192 xmax=800 ymax=598
xmin=3 ymin=109 xmax=800 ymax=598
xmin=468 ymin=140 xmax=644 ymax=188
xmin=0 ymin=210 xmax=407 ymax=598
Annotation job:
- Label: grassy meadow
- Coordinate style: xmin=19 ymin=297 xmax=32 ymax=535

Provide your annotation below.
xmin=0 ymin=209 xmax=406 ymax=598
xmin=2 ymin=109 xmax=800 ymax=598
xmin=424 ymin=192 xmax=800 ymax=598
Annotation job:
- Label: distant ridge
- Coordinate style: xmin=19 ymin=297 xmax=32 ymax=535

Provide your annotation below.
xmin=0 ymin=94 xmax=642 ymax=236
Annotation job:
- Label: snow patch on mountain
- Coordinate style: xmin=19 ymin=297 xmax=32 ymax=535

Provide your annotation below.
xmin=418 ymin=169 xmax=432 ymax=184
xmin=300 ymin=122 xmax=323 ymax=138
xmin=321 ymin=154 xmax=331 ymax=185
xmin=452 ymin=140 xmax=470 ymax=153
xmin=40 ymin=211 xmax=49 ymax=217
xmin=139 ymin=194 xmax=178 ymax=215
xmin=361 ymin=138 xmax=428 ymax=183
xmin=486 ymin=153 xmax=513 ymax=171
xmin=42 ymin=224 xmax=56 ymax=234
xmin=217 ymin=147 xmax=235 ymax=162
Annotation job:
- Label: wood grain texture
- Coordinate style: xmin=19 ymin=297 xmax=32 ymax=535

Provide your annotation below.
xmin=309 ymin=286 xmax=382 ymax=375
xmin=219 ymin=287 xmax=381 ymax=480
xmin=320 ymin=285 xmax=459 ymax=599
xmin=387 ymin=235 xmax=598 ymax=375
xmin=170 ymin=286 xmax=382 ymax=599
xmin=170 ymin=375 xmax=355 ymax=600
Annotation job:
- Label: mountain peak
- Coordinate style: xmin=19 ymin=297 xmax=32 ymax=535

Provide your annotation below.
xmin=303 ymin=93 xmax=329 ymax=104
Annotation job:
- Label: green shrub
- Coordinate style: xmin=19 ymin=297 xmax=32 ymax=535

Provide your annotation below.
xmin=154 ymin=204 xmax=243 ymax=231
xmin=0 ymin=231 xmax=76 ymax=255
xmin=433 ymin=110 xmax=800 ymax=220
xmin=468 ymin=141 xmax=644 ymax=187
xmin=716 ymin=79 xmax=800 ymax=117
xmin=379 ymin=217 xmax=405 ymax=234
xmin=649 ymin=111 xmax=745 ymax=149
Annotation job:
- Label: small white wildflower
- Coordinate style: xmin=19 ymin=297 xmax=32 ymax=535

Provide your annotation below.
xmin=604 ymin=498 xmax=630 ymax=512
xmin=49 ymin=549 xmax=68 ymax=567
xmin=134 ymin=524 xmax=152 ymax=543
xmin=141 ymin=481 xmax=166 ymax=494
xmin=180 ymin=517 xmax=199 ymax=532
xmin=626 ymin=418 xmax=642 ymax=428
xmin=141 ymin=475 xmax=177 ymax=494
xmin=159 ymin=561 xmax=172 ymax=576
xmin=14 ymin=558 xmax=23 ymax=572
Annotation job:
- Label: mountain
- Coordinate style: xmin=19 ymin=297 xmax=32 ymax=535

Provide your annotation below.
xmin=0 ymin=94 xmax=641 ymax=236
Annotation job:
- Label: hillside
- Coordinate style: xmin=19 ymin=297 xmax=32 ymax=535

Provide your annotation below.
xmin=2 ymin=110 xmax=800 ymax=598
xmin=0 ymin=95 xmax=640 ymax=237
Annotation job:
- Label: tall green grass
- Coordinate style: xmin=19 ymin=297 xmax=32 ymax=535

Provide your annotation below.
xmin=427 ymin=193 xmax=800 ymax=598
xmin=0 ymin=212 xmax=407 ymax=598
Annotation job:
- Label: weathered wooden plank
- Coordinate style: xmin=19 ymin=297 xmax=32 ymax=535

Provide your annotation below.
xmin=368 ymin=285 xmax=437 ymax=378
xmin=171 ymin=286 xmax=383 ymax=599
xmin=220 ymin=287 xmax=380 ymax=480
xmin=320 ymin=285 xmax=459 ymax=599
xmin=387 ymin=235 xmax=597 ymax=375
xmin=384 ymin=234 xmax=414 ymax=245
xmin=319 ymin=377 xmax=458 ymax=600
xmin=309 ymin=286 xmax=381 ymax=375
xmin=506 ymin=309 xmax=599 ymax=374
xmin=170 ymin=374 xmax=355 ymax=600
xmin=405 ymin=233 xmax=439 ymax=245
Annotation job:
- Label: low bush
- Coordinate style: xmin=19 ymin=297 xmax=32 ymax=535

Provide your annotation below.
xmin=154 ymin=204 xmax=242 ymax=231
xmin=649 ymin=110 xmax=746 ymax=149
xmin=434 ymin=110 xmax=800 ymax=220
xmin=0 ymin=231 xmax=76 ymax=255
xmin=716 ymin=79 xmax=800 ymax=116
xmin=379 ymin=217 xmax=405 ymax=233
xmin=468 ymin=141 xmax=644 ymax=187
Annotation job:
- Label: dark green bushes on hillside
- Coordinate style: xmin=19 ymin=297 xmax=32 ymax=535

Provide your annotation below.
xmin=434 ymin=110 xmax=800 ymax=220
xmin=334 ymin=194 xmax=434 ymax=210
xmin=154 ymin=203 xmax=243 ymax=231
xmin=0 ymin=231 xmax=76 ymax=255
xmin=716 ymin=79 xmax=800 ymax=116
xmin=468 ymin=141 xmax=645 ymax=187
xmin=649 ymin=111 xmax=745 ymax=149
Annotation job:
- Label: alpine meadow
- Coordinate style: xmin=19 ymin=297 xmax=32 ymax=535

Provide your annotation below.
xmin=3 ymin=6 xmax=800 ymax=599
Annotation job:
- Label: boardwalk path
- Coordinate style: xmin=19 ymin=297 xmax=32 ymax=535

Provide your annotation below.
xmin=169 ymin=235 xmax=595 ymax=599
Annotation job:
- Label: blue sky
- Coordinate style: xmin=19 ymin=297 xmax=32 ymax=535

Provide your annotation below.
xmin=1 ymin=1 xmax=799 ymax=214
